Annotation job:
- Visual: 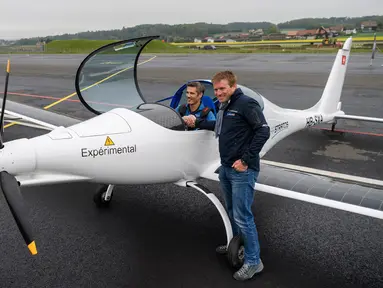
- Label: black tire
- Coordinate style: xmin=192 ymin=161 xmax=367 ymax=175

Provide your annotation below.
xmin=227 ymin=235 xmax=245 ymax=269
xmin=93 ymin=185 xmax=112 ymax=208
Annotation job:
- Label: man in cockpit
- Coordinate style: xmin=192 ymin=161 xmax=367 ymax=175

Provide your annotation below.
xmin=176 ymin=81 xmax=216 ymax=129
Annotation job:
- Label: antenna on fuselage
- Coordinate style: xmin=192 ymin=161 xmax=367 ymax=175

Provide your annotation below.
xmin=0 ymin=59 xmax=10 ymax=149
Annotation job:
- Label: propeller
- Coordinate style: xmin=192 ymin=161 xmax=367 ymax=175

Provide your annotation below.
xmin=0 ymin=60 xmax=37 ymax=255
xmin=0 ymin=171 xmax=37 ymax=255
xmin=0 ymin=59 xmax=10 ymax=147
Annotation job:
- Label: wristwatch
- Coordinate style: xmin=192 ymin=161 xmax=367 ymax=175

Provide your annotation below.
xmin=240 ymin=159 xmax=247 ymax=166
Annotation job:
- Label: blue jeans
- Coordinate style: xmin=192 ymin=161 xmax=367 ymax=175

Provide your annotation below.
xmin=218 ymin=165 xmax=261 ymax=266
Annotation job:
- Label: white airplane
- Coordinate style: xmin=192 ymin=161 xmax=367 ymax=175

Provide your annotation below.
xmin=1 ymin=35 xmax=382 ymax=268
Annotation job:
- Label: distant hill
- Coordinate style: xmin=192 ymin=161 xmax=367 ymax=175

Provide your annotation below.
xmin=277 ymin=15 xmax=383 ymax=29
xmin=11 ymin=15 xmax=383 ymax=45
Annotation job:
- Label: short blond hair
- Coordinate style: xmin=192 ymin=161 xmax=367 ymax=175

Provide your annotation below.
xmin=212 ymin=71 xmax=237 ymax=87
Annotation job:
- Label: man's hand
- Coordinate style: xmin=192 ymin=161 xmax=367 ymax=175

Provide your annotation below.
xmin=232 ymin=159 xmax=248 ymax=172
xmin=183 ymin=115 xmax=196 ymax=128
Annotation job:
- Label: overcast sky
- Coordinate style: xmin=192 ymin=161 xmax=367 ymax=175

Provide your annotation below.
xmin=1 ymin=0 xmax=381 ymax=39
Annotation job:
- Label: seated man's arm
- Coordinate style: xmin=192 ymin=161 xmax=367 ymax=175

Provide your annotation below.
xmin=184 ymin=108 xmax=216 ymax=130
xmin=194 ymin=117 xmax=216 ymax=131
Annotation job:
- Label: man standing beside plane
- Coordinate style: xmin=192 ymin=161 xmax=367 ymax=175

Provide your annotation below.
xmin=186 ymin=71 xmax=270 ymax=281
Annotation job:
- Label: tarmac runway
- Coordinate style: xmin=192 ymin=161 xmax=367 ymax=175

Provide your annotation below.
xmin=0 ymin=52 xmax=382 ymax=287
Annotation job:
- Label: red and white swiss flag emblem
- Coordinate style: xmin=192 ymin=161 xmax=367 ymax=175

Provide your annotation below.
xmin=341 ymin=55 xmax=346 ymax=65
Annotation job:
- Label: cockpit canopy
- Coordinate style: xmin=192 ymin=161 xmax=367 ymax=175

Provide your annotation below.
xmin=75 ymin=36 xmax=158 ymax=115
xmin=74 ymin=36 xmax=265 ymax=131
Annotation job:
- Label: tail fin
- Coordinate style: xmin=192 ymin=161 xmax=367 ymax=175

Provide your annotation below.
xmin=309 ymin=37 xmax=352 ymax=115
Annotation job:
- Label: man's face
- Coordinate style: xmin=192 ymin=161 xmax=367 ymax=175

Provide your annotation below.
xmin=213 ymin=79 xmax=236 ymax=102
xmin=186 ymin=86 xmax=202 ymax=105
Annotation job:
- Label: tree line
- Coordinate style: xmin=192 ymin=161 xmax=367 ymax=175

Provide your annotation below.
xmin=13 ymin=15 xmax=383 ymax=45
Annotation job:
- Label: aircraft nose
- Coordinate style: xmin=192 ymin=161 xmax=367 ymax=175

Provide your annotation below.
xmin=0 ymin=139 xmax=36 ymax=175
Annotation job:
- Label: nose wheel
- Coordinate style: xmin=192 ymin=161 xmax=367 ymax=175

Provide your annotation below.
xmin=93 ymin=184 xmax=115 ymax=208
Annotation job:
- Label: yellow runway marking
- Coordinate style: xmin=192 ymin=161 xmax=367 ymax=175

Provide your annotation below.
xmin=4 ymin=55 xmax=156 ymax=129
xmin=43 ymin=55 xmax=156 ymax=110
xmin=4 ymin=122 xmax=18 ymax=129
xmin=42 ymin=91 xmax=77 ymax=110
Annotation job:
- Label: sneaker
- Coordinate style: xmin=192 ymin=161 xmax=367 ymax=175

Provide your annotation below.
xmin=233 ymin=260 xmax=264 ymax=281
xmin=215 ymin=245 xmax=227 ymax=254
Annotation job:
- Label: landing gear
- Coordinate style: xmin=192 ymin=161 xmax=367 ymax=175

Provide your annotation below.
xmin=322 ymin=119 xmax=345 ymax=136
xmin=331 ymin=119 xmax=337 ymax=131
xmin=93 ymin=184 xmax=115 ymax=208
xmin=186 ymin=181 xmax=242 ymax=268
xmin=227 ymin=235 xmax=245 ymax=269
xmin=186 ymin=181 xmax=233 ymax=246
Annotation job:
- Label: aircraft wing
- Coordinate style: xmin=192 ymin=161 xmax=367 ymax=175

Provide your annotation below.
xmin=15 ymin=172 xmax=91 ymax=187
xmin=2 ymin=99 xmax=82 ymax=131
xmin=200 ymin=160 xmax=383 ymax=220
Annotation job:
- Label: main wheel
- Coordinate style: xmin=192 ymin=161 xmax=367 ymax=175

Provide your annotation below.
xmin=93 ymin=185 xmax=112 ymax=208
xmin=227 ymin=235 xmax=245 ymax=268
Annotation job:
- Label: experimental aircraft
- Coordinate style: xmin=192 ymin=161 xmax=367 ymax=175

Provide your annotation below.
xmin=1 ymin=35 xmax=383 ymax=268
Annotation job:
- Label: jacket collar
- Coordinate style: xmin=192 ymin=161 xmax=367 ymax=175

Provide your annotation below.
xmin=187 ymin=101 xmax=205 ymax=113
xmin=228 ymin=88 xmax=243 ymax=105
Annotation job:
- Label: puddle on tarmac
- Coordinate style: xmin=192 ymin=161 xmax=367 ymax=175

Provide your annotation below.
xmin=313 ymin=140 xmax=381 ymax=161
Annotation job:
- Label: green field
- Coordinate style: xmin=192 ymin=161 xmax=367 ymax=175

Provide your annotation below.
xmin=46 ymin=39 xmax=117 ymax=53
xmin=44 ymin=39 xmax=383 ymax=54
xmin=43 ymin=39 xmax=186 ymax=54
xmin=0 ymin=38 xmax=381 ymax=54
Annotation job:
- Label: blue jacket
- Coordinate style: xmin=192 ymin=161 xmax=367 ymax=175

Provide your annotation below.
xmin=196 ymin=88 xmax=270 ymax=171
xmin=175 ymin=102 xmax=216 ymax=121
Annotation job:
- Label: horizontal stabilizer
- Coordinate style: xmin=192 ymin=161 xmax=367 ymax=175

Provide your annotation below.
xmin=335 ymin=114 xmax=383 ymax=123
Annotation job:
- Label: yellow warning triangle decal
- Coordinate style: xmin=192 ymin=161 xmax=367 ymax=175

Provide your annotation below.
xmin=104 ymin=136 xmax=115 ymax=146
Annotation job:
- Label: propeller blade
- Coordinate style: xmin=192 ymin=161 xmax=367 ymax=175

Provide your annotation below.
xmin=0 ymin=171 xmax=37 ymax=255
xmin=0 ymin=59 xmax=10 ymax=146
